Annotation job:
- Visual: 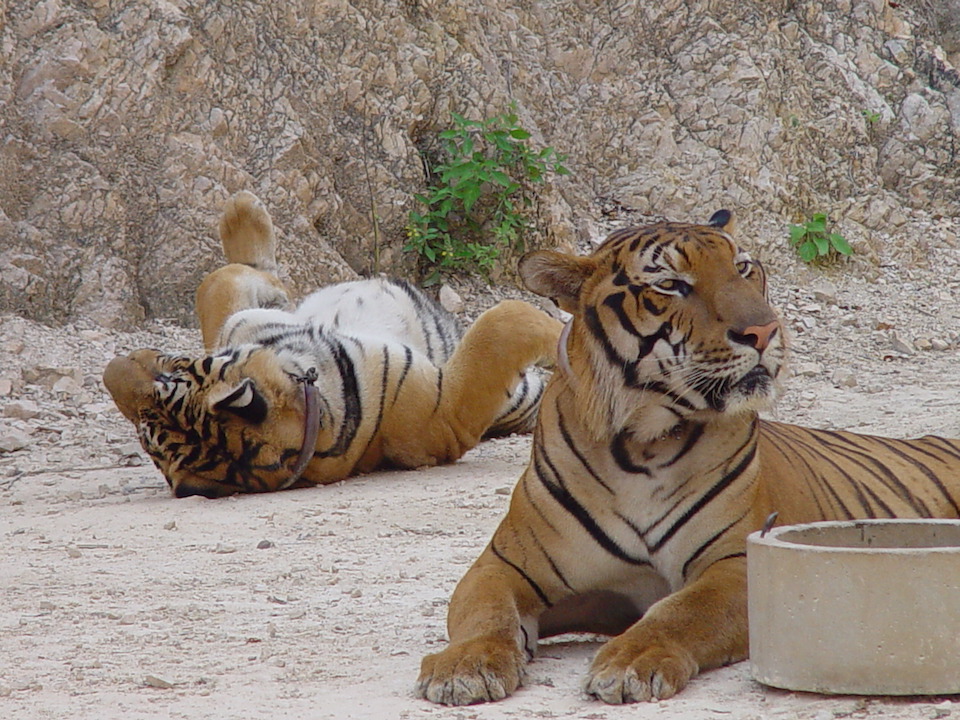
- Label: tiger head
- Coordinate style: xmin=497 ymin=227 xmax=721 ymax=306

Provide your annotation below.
xmin=104 ymin=346 xmax=324 ymax=498
xmin=519 ymin=210 xmax=784 ymax=440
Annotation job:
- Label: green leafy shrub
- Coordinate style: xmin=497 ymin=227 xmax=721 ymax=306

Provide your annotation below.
xmin=406 ymin=106 xmax=569 ymax=284
xmin=789 ymin=213 xmax=853 ymax=263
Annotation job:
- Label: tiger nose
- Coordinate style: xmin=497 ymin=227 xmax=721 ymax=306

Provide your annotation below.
xmin=728 ymin=320 xmax=779 ymax=351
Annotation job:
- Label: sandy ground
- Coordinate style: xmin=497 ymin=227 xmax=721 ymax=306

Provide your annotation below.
xmin=3 ymin=248 xmax=960 ymax=719
xmin=8 ymin=431 xmax=960 ymax=720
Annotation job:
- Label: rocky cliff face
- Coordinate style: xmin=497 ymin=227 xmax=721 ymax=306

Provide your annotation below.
xmin=2 ymin=0 xmax=958 ymax=328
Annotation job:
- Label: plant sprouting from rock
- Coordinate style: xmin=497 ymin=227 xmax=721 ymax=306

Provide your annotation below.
xmin=406 ymin=105 xmax=569 ymax=284
xmin=789 ymin=213 xmax=853 ymax=263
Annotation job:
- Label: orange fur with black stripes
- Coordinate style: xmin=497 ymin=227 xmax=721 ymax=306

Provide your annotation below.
xmin=417 ymin=211 xmax=960 ymax=705
xmin=104 ymin=192 xmax=561 ymax=498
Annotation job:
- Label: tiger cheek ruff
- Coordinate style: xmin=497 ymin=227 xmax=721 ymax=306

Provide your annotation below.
xmin=417 ymin=211 xmax=960 ymax=707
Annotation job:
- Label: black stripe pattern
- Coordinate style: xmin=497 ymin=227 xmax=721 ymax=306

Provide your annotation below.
xmin=131 ymin=277 xmax=547 ymax=497
xmin=481 ymin=220 xmax=960 ymax=641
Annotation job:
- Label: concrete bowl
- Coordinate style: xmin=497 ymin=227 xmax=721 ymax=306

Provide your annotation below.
xmin=747 ymin=518 xmax=960 ymax=695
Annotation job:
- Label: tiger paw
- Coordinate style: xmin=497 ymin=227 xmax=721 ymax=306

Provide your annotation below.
xmin=583 ymin=637 xmax=698 ymax=704
xmin=416 ymin=637 xmax=524 ymax=706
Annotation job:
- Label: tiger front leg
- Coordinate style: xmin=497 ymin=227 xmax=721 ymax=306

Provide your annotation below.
xmin=416 ymin=551 xmax=544 ymax=705
xmin=583 ymin=557 xmax=748 ymax=703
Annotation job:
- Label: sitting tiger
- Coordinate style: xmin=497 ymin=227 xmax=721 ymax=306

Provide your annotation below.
xmin=103 ymin=191 xmax=562 ymax=498
xmin=417 ymin=210 xmax=960 ymax=706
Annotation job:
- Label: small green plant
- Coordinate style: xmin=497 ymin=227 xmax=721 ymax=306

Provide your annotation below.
xmin=861 ymin=109 xmax=881 ymax=124
xmin=406 ymin=105 xmax=569 ymax=284
xmin=789 ymin=213 xmax=853 ymax=263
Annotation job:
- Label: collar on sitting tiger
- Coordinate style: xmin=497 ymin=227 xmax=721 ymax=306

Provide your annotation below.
xmin=278 ymin=367 xmax=321 ymax=491
xmin=557 ymin=318 xmax=575 ymax=385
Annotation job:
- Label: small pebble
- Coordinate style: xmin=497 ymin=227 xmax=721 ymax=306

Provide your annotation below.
xmin=831 ymin=368 xmax=857 ymax=388
xmin=439 ymin=285 xmax=465 ymax=313
xmin=143 ymin=675 xmax=174 ymax=689
xmin=811 ymin=280 xmax=838 ymax=305
xmin=793 ymin=362 xmax=823 ymax=378
xmin=52 ymin=376 xmax=83 ymax=395
xmin=889 ymin=333 xmax=915 ymax=355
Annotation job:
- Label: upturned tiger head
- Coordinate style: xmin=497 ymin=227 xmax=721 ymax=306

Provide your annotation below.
xmin=104 ymin=347 xmax=324 ymax=498
xmin=519 ymin=210 xmax=784 ymax=440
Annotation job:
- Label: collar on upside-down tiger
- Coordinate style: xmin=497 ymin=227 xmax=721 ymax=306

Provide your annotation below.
xmin=415 ymin=209 xmax=960 ymax=706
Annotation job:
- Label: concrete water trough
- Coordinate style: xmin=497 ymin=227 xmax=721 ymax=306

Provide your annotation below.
xmin=747 ymin=518 xmax=960 ymax=695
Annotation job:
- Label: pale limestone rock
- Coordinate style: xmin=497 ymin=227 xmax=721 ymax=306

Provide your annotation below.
xmin=3 ymin=400 xmax=41 ymax=420
xmin=438 ymin=285 xmax=464 ymax=314
xmin=831 ymin=368 xmax=858 ymax=388
xmin=0 ymin=0 xmax=957 ymax=329
xmin=890 ymin=333 xmax=916 ymax=355
xmin=0 ymin=428 xmax=32 ymax=453
xmin=795 ymin=362 xmax=824 ymax=378
xmin=811 ymin=280 xmax=839 ymax=306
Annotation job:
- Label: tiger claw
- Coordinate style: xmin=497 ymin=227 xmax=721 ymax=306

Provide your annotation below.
xmin=417 ymin=638 xmax=524 ymax=706
xmin=584 ymin=640 xmax=696 ymax=704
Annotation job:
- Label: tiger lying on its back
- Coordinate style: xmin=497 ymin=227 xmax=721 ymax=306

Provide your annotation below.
xmin=104 ymin=192 xmax=562 ymax=498
xmin=417 ymin=210 xmax=960 ymax=705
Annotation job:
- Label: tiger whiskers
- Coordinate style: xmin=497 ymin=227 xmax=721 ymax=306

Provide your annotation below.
xmin=566 ymin=341 xmax=774 ymax=442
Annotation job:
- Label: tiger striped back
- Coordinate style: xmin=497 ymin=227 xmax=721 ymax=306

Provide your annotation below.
xmin=760 ymin=422 xmax=960 ymax=521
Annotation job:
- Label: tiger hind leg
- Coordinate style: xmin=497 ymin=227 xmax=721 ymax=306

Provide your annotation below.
xmin=484 ymin=366 xmax=550 ymax=438
xmin=195 ymin=192 xmax=291 ymax=351
xmin=438 ymin=300 xmax=561 ymax=448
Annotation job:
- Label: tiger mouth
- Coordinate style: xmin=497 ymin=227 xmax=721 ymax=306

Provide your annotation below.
xmin=737 ymin=365 xmax=773 ymax=391
xmin=701 ymin=366 xmax=774 ymax=411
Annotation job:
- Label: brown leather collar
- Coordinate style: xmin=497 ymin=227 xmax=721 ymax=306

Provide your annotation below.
xmin=279 ymin=369 xmax=321 ymax=490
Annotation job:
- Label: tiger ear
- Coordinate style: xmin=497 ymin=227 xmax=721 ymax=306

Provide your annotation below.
xmin=708 ymin=209 xmax=735 ymax=233
xmin=208 ymin=378 xmax=268 ymax=424
xmin=519 ymin=251 xmax=597 ymax=313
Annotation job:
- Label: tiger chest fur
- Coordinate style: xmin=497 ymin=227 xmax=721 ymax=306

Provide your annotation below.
xmin=525 ymin=403 xmax=764 ymax=601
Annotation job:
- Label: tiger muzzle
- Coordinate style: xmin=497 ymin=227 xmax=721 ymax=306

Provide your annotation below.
xmin=103 ymin=352 xmax=162 ymax=422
